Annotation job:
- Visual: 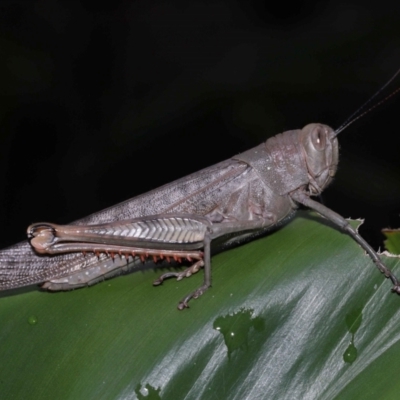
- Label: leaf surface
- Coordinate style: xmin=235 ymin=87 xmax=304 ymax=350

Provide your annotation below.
xmin=1 ymin=211 xmax=400 ymax=400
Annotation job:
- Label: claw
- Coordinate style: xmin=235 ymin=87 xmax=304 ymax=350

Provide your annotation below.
xmin=177 ymin=284 xmax=209 ymax=310
xmin=392 ymin=285 xmax=400 ymax=294
xmin=153 ymin=278 xmax=162 ymax=286
xmin=178 ymin=301 xmax=189 ymax=310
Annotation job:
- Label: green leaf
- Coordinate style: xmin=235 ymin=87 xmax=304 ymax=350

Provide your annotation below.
xmin=1 ymin=211 xmax=400 ymax=399
xmin=383 ymin=228 xmax=400 ymax=255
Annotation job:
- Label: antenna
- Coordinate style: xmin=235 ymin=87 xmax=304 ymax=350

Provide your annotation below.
xmin=334 ymin=67 xmax=400 ymax=136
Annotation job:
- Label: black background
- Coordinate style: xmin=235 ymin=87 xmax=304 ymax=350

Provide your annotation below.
xmin=0 ymin=0 xmax=400 ymax=250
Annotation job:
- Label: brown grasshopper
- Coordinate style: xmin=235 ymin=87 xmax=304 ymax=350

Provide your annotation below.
xmin=1 ymin=74 xmax=400 ymax=309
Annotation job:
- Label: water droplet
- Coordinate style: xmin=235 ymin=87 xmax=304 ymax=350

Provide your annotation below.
xmin=28 ymin=315 xmax=38 ymax=325
xmin=343 ymin=341 xmax=358 ymax=364
xmin=345 ymin=308 xmax=362 ymax=335
xmin=213 ymin=308 xmax=265 ymax=358
xmin=343 ymin=307 xmax=363 ymax=364
xmin=134 ymin=383 xmax=161 ymax=399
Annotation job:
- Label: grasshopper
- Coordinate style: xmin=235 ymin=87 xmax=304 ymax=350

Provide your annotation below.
xmin=1 ymin=74 xmax=399 ymax=309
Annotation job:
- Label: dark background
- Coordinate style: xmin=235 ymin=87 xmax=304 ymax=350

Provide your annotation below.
xmin=0 ymin=0 xmax=400 ymax=250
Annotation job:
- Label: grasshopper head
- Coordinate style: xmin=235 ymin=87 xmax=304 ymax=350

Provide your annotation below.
xmin=300 ymin=123 xmax=339 ymax=195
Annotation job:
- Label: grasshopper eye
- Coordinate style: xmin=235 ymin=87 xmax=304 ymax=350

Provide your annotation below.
xmin=311 ymin=125 xmax=327 ymax=151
